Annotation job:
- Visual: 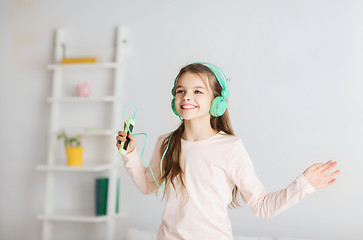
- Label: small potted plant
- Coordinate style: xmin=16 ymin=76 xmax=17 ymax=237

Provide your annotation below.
xmin=57 ymin=129 xmax=83 ymax=166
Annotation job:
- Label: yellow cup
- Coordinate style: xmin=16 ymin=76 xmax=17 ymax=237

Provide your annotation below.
xmin=65 ymin=146 xmax=83 ymax=166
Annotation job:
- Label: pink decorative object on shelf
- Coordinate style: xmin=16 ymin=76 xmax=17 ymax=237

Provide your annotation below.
xmin=77 ymin=82 xmax=91 ymax=97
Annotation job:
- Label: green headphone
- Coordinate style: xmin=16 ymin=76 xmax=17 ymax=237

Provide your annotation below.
xmin=171 ymin=62 xmax=230 ymax=118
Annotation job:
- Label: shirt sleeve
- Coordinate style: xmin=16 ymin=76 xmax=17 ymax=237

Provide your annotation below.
xmin=121 ymin=135 xmax=165 ymax=195
xmin=226 ymin=139 xmax=316 ymax=218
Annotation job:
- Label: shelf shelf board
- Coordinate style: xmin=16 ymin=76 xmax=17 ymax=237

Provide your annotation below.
xmin=38 ymin=213 xmax=127 ymax=223
xmin=36 ymin=163 xmax=118 ymax=172
xmin=47 ymin=62 xmax=120 ymax=70
xmin=47 ymin=96 xmax=118 ymax=103
xmin=82 ymin=129 xmax=114 ymax=136
xmin=50 ymin=129 xmax=115 ymax=136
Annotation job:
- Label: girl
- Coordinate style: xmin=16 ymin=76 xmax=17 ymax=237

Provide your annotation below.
xmin=116 ymin=62 xmax=340 ymax=240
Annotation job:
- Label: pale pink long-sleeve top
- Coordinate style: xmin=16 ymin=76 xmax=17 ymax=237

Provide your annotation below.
xmin=122 ymin=132 xmax=316 ymax=240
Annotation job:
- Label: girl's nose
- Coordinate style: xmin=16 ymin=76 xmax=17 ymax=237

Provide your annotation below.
xmin=182 ymin=95 xmax=191 ymax=101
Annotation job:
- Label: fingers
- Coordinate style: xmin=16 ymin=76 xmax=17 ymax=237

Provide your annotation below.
xmin=116 ymin=132 xmax=128 ymax=142
xmin=118 ymin=131 xmax=127 ymax=137
xmin=328 ymin=178 xmax=337 ymax=185
xmin=116 ymin=135 xmax=123 ymax=149
xmin=325 ymin=162 xmax=338 ymax=174
xmin=116 ymin=134 xmax=126 ymax=143
xmin=304 ymin=159 xmax=341 ymax=190
xmin=115 ymin=130 xmax=135 ymax=149
xmin=128 ymin=133 xmax=136 ymax=141
xmin=117 ymin=131 xmax=135 ymax=139
xmin=116 ymin=131 xmax=126 ymax=148
xmin=320 ymin=160 xmax=333 ymax=170
xmin=321 ymin=161 xmax=340 ymax=186
xmin=319 ymin=160 xmax=338 ymax=174
xmin=327 ymin=169 xmax=341 ymax=180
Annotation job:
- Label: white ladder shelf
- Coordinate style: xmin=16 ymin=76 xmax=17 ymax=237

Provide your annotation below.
xmin=38 ymin=26 xmax=127 ymax=240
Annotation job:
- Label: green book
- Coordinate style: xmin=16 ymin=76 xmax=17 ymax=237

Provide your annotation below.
xmin=95 ymin=178 xmax=120 ymax=216
xmin=95 ymin=178 xmax=108 ymax=216
xmin=116 ymin=178 xmax=119 ymax=214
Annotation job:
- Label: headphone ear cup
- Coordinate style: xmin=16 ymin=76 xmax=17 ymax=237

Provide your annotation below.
xmin=171 ymin=98 xmax=180 ymax=117
xmin=210 ymin=96 xmax=227 ymax=117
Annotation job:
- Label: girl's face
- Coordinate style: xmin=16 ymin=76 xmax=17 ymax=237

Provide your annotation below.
xmin=174 ymin=72 xmax=214 ymax=121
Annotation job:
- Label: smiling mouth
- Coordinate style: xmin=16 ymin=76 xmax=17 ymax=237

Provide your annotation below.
xmin=181 ymin=105 xmax=198 ymax=109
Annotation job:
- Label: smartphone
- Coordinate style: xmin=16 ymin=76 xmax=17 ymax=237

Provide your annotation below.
xmin=118 ymin=118 xmax=135 ymax=156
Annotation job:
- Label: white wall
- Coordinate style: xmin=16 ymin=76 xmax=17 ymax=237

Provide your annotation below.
xmin=1 ymin=0 xmax=362 ymax=239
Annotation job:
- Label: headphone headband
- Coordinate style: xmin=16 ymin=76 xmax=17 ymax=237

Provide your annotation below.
xmin=172 ymin=62 xmax=229 ymax=96
xmin=197 ymin=62 xmax=229 ymax=90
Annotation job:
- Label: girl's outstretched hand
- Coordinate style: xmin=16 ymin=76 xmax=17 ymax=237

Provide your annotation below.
xmin=303 ymin=160 xmax=341 ymax=190
xmin=116 ymin=127 xmax=137 ymax=155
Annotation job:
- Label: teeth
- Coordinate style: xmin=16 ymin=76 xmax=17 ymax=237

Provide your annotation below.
xmin=181 ymin=105 xmax=197 ymax=109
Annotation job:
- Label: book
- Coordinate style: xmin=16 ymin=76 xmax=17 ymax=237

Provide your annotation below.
xmin=95 ymin=178 xmax=120 ymax=216
xmin=116 ymin=178 xmax=119 ymax=214
xmin=95 ymin=178 xmax=108 ymax=216
xmin=61 ymin=57 xmax=97 ymax=64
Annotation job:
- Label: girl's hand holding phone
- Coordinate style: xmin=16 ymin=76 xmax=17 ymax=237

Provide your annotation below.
xmin=116 ymin=125 xmax=137 ymax=155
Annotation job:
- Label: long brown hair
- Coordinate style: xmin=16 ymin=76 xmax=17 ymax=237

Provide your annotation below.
xmin=159 ymin=63 xmax=243 ymax=208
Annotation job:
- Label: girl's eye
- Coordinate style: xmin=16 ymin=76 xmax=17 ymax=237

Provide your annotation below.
xmin=176 ymin=90 xmax=184 ymax=94
xmin=195 ymin=90 xmax=202 ymax=94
